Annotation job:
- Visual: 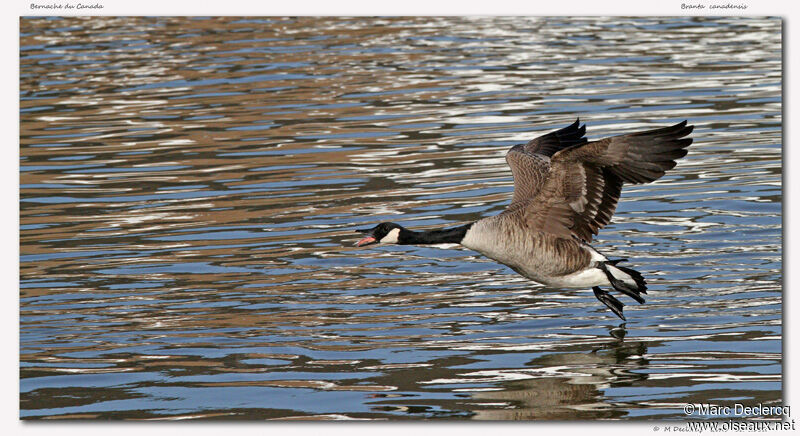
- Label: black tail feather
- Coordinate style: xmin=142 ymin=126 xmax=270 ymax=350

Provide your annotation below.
xmin=615 ymin=264 xmax=647 ymax=295
xmin=598 ymin=261 xmax=647 ymax=304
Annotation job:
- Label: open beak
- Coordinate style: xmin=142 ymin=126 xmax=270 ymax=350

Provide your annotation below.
xmin=354 ymin=228 xmax=377 ymax=247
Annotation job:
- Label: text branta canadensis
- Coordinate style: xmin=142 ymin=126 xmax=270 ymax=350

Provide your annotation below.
xmin=356 ymin=119 xmax=693 ymax=320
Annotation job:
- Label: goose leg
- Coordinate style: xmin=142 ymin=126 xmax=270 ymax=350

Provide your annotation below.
xmin=593 ymin=286 xmax=626 ymax=321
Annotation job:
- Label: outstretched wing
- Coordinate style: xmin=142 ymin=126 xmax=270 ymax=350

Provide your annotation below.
xmin=555 ymin=120 xmax=694 ymax=184
xmin=512 ymin=120 xmax=693 ymax=242
xmin=504 ymin=119 xmax=587 ymax=207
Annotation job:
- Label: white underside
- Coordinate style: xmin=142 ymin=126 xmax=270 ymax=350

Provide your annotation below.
xmin=538 ymin=263 xmax=638 ymax=289
xmin=542 ymin=267 xmax=610 ymax=289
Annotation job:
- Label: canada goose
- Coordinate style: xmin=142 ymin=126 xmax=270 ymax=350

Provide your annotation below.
xmin=355 ymin=119 xmax=693 ymax=320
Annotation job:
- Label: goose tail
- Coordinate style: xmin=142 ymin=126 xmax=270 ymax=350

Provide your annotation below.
xmin=600 ymin=261 xmax=647 ymax=304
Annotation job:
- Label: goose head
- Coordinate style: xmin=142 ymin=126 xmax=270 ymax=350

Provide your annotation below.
xmin=354 ymin=222 xmax=404 ymax=247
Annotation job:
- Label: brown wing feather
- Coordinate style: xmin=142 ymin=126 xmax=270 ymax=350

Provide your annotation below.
xmin=509 ymin=120 xmax=692 ymax=242
xmin=504 ymin=119 xmax=589 ymax=207
xmin=505 ymin=151 xmax=551 ymax=207
xmin=521 ymin=162 xmax=614 ymax=241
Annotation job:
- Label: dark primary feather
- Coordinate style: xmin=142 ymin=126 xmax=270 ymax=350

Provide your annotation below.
xmin=519 ymin=118 xmax=587 ymax=157
xmin=556 ymin=120 xmax=694 ymax=184
xmin=504 ymin=120 xmax=693 ymax=242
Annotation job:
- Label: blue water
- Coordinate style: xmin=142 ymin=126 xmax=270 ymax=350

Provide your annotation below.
xmin=20 ymin=16 xmax=781 ymax=420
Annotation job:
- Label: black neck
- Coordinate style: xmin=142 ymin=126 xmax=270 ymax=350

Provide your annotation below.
xmin=398 ymin=223 xmax=473 ymax=245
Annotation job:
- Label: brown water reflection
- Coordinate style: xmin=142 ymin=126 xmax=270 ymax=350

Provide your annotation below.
xmin=20 ymin=16 xmax=781 ymax=420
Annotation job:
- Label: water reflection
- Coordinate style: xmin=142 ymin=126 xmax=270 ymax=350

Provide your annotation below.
xmin=20 ymin=16 xmax=781 ymax=420
xmin=469 ymin=341 xmax=648 ymax=420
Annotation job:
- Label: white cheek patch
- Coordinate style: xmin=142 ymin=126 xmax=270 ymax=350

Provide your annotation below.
xmin=379 ymin=228 xmax=400 ymax=244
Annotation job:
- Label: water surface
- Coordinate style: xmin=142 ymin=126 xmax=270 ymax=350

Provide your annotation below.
xmin=20 ymin=16 xmax=781 ymax=420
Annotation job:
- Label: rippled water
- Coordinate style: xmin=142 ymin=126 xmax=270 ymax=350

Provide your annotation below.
xmin=20 ymin=16 xmax=781 ymax=420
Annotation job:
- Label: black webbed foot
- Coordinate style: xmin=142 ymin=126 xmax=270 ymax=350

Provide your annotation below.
xmin=593 ymin=286 xmax=626 ymax=321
